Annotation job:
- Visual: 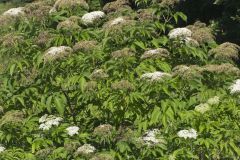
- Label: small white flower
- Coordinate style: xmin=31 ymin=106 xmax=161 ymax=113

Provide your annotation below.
xmin=142 ymin=129 xmax=160 ymax=145
xmin=39 ymin=123 xmax=51 ymax=131
xmin=3 ymin=7 xmax=25 ymax=17
xmin=39 ymin=115 xmax=63 ymax=131
xmin=76 ymin=144 xmax=96 ymax=155
xmin=66 ymin=126 xmax=79 ymax=136
xmin=49 ymin=117 xmax=63 ymax=126
xmin=185 ymin=37 xmax=199 ymax=46
xmin=44 ymin=46 xmax=73 ymax=61
xmin=141 ymin=71 xmax=171 ymax=81
xmin=81 ymin=11 xmax=105 ymax=25
xmin=110 ymin=17 xmax=125 ymax=26
xmin=168 ymin=27 xmax=192 ymax=39
xmin=141 ymin=48 xmax=169 ymax=59
xmin=177 ymin=128 xmax=197 ymax=139
xmin=179 ymin=65 xmax=190 ymax=71
xmin=229 ymin=79 xmax=240 ymax=94
xmin=45 ymin=46 xmax=72 ymax=56
xmin=145 ymin=49 xmax=163 ymax=55
xmin=195 ymin=103 xmax=211 ymax=114
xmin=90 ymin=69 xmax=109 ymax=79
xmin=0 ymin=145 xmax=5 ymax=153
xmin=39 ymin=114 xmax=48 ymax=123
xmin=207 ymin=96 xmax=220 ymax=105
xmin=45 ymin=118 xmax=60 ymax=126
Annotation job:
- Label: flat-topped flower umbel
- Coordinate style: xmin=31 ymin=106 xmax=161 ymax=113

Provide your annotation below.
xmin=168 ymin=27 xmax=192 ymax=39
xmin=3 ymin=7 xmax=25 ymax=17
xmin=195 ymin=103 xmax=210 ymax=114
xmin=0 ymin=144 xmax=5 ymax=153
xmin=141 ymin=48 xmax=170 ymax=59
xmin=229 ymin=79 xmax=240 ymax=94
xmin=141 ymin=71 xmax=171 ymax=81
xmin=39 ymin=114 xmax=63 ymax=131
xmin=75 ymin=144 xmax=96 ymax=155
xmin=177 ymin=129 xmax=198 ymax=139
xmin=81 ymin=11 xmax=105 ymax=25
xmin=66 ymin=126 xmax=79 ymax=136
xmin=44 ymin=46 xmax=73 ymax=62
xmin=141 ymin=129 xmax=161 ymax=145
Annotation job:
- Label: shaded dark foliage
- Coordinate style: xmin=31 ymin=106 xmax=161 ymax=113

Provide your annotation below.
xmin=179 ymin=0 xmax=240 ymax=44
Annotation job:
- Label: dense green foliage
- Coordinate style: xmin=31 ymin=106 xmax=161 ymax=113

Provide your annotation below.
xmin=0 ymin=0 xmax=239 ymax=159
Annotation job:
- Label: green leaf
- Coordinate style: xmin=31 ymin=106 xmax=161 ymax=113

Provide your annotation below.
xmin=54 ymin=96 xmax=65 ymax=115
xmin=17 ymin=97 xmax=25 ymax=107
xmin=174 ymin=12 xmax=187 ymax=23
xmin=159 ymin=36 xmax=169 ymax=46
xmin=177 ymin=12 xmax=187 ymax=22
xmin=229 ymin=141 xmax=240 ymax=156
xmin=79 ymin=77 xmax=86 ymax=92
xmin=116 ymin=141 xmax=131 ymax=153
xmin=166 ymin=107 xmax=174 ymax=120
xmin=27 ymin=137 xmax=33 ymax=144
xmin=173 ymin=14 xmax=178 ymax=24
xmin=10 ymin=64 xmax=16 ymax=76
xmin=32 ymin=143 xmax=36 ymax=153
xmin=151 ymin=38 xmax=160 ymax=48
xmin=46 ymin=96 xmax=53 ymax=113
xmin=214 ymin=0 xmax=222 ymax=4
xmin=134 ymin=41 xmax=146 ymax=49
xmin=150 ymin=106 xmax=161 ymax=125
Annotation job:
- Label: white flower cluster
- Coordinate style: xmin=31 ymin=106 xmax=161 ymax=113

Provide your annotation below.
xmin=168 ymin=27 xmax=200 ymax=46
xmin=207 ymin=96 xmax=220 ymax=105
xmin=66 ymin=126 xmax=79 ymax=136
xmin=90 ymin=69 xmax=109 ymax=80
xmin=39 ymin=114 xmax=63 ymax=131
xmin=177 ymin=128 xmax=197 ymax=139
xmin=168 ymin=27 xmax=192 ymax=39
xmin=141 ymin=129 xmax=161 ymax=146
xmin=178 ymin=65 xmax=190 ymax=72
xmin=44 ymin=46 xmax=73 ymax=61
xmin=45 ymin=46 xmax=72 ymax=56
xmin=110 ymin=17 xmax=125 ymax=26
xmin=194 ymin=96 xmax=220 ymax=114
xmin=3 ymin=7 xmax=25 ymax=17
xmin=81 ymin=11 xmax=105 ymax=25
xmin=229 ymin=79 xmax=240 ymax=94
xmin=141 ymin=71 xmax=171 ymax=81
xmin=141 ymin=48 xmax=169 ymax=59
xmin=144 ymin=49 xmax=163 ymax=55
xmin=0 ymin=144 xmax=5 ymax=153
xmin=194 ymin=103 xmax=210 ymax=114
xmin=76 ymin=144 xmax=96 ymax=155
xmin=185 ymin=37 xmax=199 ymax=46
